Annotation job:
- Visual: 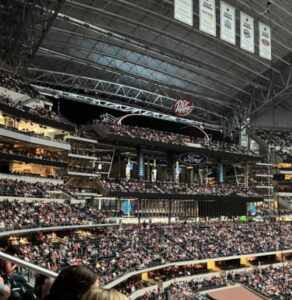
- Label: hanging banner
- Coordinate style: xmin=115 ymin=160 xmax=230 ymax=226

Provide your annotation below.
xmin=174 ymin=0 xmax=193 ymax=26
xmin=259 ymin=22 xmax=271 ymax=60
xmin=220 ymin=2 xmax=236 ymax=45
xmin=199 ymin=0 xmax=216 ymax=36
xmin=240 ymin=12 xmax=254 ymax=53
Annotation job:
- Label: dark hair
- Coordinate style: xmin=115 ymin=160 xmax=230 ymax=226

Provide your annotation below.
xmin=43 ymin=265 xmax=98 ymax=300
xmin=34 ymin=273 xmax=48 ymax=298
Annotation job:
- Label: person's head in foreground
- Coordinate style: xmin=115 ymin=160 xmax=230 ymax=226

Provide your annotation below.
xmin=43 ymin=265 xmax=99 ymax=300
xmin=0 ymin=276 xmax=10 ymax=300
xmin=82 ymin=288 xmax=128 ymax=300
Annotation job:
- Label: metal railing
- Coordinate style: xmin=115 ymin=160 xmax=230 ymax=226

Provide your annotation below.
xmin=0 ymin=252 xmax=58 ymax=281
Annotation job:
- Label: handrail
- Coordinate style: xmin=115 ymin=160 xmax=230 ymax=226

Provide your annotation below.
xmin=0 ymin=123 xmax=68 ymax=145
xmin=103 ymin=248 xmax=292 ymax=288
xmin=0 ymin=126 xmax=71 ymax=151
xmin=0 ymin=224 xmax=119 ymax=281
xmin=0 ymin=251 xmax=58 ymax=278
xmin=129 ymin=262 xmax=290 ymax=300
xmin=0 ymin=223 xmax=118 ymax=238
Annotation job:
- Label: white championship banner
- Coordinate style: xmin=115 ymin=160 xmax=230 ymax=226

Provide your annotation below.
xmin=199 ymin=0 xmax=216 ymax=36
xmin=240 ymin=12 xmax=254 ymax=53
xmin=174 ymin=0 xmax=193 ymax=26
xmin=220 ymin=2 xmax=236 ymax=45
xmin=259 ymin=22 xmax=271 ymax=60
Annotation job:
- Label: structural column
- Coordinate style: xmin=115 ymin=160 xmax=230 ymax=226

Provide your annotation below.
xmin=244 ymin=163 xmax=249 ymax=187
xmin=126 ymin=157 xmax=131 ymax=180
xmin=189 ymin=167 xmax=194 ymax=184
xmin=137 ymin=148 xmax=145 ymax=179
xmin=168 ymin=198 xmax=172 ymax=224
xmin=174 ymin=160 xmax=180 ymax=183
xmin=146 ymin=159 xmax=151 ymax=181
xmin=117 ymin=150 xmax=121 ymax=179
xmin=152 ymin=159 xmax=157 ymax=182
xmin=217 ymin=163 xmax=224 ymax=184
xmin=167 ymin=155 xmax=174 ymax=182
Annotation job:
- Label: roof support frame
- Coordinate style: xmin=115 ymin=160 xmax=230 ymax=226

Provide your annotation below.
xmin=62 ymin=1 xmax=274 ymax=83
xmin=33 ymin=85 xmax=224 ymax=130
xmin=246 ymin=64 xmax=292 ymax=119
xmin=34 ymin=48 xmax=237 ymax=111
xmin=39 ymin=38 xmax=244 ymax=104
xmin=47 ymin=24 xmax=263 ymax=94
xmin=26 ymin=68 xmax=228 ymax=122
xmin=50 ymin=17 xmax=267 ymax=90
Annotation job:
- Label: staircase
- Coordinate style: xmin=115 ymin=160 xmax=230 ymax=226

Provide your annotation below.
xmin=234 ymin=164 xmax=247 ymax=187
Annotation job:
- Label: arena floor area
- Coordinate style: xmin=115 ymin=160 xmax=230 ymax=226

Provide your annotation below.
xmin=207 ymin=286 xmax=266 ymax=300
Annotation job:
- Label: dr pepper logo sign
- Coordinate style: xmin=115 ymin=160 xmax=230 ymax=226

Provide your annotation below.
xmin=172 ymin=98 xmax=193 ymax=116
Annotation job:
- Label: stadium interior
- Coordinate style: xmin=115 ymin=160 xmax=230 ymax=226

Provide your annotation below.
xmin=0 ymin=0 xmax=291 ymax=300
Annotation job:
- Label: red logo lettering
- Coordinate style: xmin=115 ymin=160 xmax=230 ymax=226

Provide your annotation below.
xmin=173 ymin=98 xmax=193 ymax=116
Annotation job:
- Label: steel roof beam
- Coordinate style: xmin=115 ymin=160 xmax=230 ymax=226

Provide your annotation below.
xmin=35 ymin=47 xmax=236 ymax=112
xmin=52 ymin=15 xmax=267 ymax=90
xmin=26 ymin=68 xmax=228 ymax=121
xmin=27 ymin=0 xmax=67 ymax=63
xmin=31 ymin=53 xmax=230 ymax=125
xmin=30 ymin=52 xmax=228 ymax=114
xmin=113 ymin=0 xmax=289 ymax=67
xmin=1 ymin=0 xmax=66 ymax=67
xmin=3 ymin=0 xmax=38 ymax=64
xmin=44 ymin=26 xmax=251 ymax=96
xmin=247 ymin=64 xmax=292 ymax=118
xmin=39 ymin=39 xmax=243 ymax=104
xmin=33 ymin=85 xmax=224 ymax=129
xmin=62 ymin=1 xmax=273 ymax=82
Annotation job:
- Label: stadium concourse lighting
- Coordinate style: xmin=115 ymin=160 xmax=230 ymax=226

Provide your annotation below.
xmin=33 ymin=85 xmax=223 ymax=131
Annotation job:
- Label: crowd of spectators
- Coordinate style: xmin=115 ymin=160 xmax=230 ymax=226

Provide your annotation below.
xmin=115 ymin=277 xmax=150 ymax=296
xmin=116 ymin=265 xmax=210 ymax=298
xmin=68 ymin=165 xmax=107 ymax=174
xmin=3 ymin=221 xmax=291 ymax=285
xmin=238 ymin=265 xmax=292 ymax=299
xmin=98 ymin=120 xmax=256 ymax=156
xmin=156 ymin=182 xmax=257 ymax=197
xmin=0 ymin=71 xmax=35 ymax=97
xmin=0 ymin=71 xmax=71 ymax=124
xmin=0 ymin=179 xmax=62 ymax=198
xmin=0 ymin=144 xmax=65 ymax=163
xmin=149 ymin=264 xmax=209 ymax=283
xmin=1 ymin=170 xmax=60 ymax=180
xmin=64 ymin=186 xmax=100 ymax=195
xmin=140 ymin=278 xmax=224 ymax=300
xmin=0 ymin=93 xmax=69 ymax=126
xmin=138 ymin=265 xmax=292 ymax=300
xmin=99 ymin=178 xmax=260 ymax=197
xmin=256 ymin=129 xmax=292 ymax=147
xmin=0 ymin=120 xmax=66 ymax=144
xmin=255 ymin=129 xmax=292 ymax=161
xmin=0 ymin=200 xmax=106 ymax=230
xmin=70 ymin=148 xmax=99 ymax=158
